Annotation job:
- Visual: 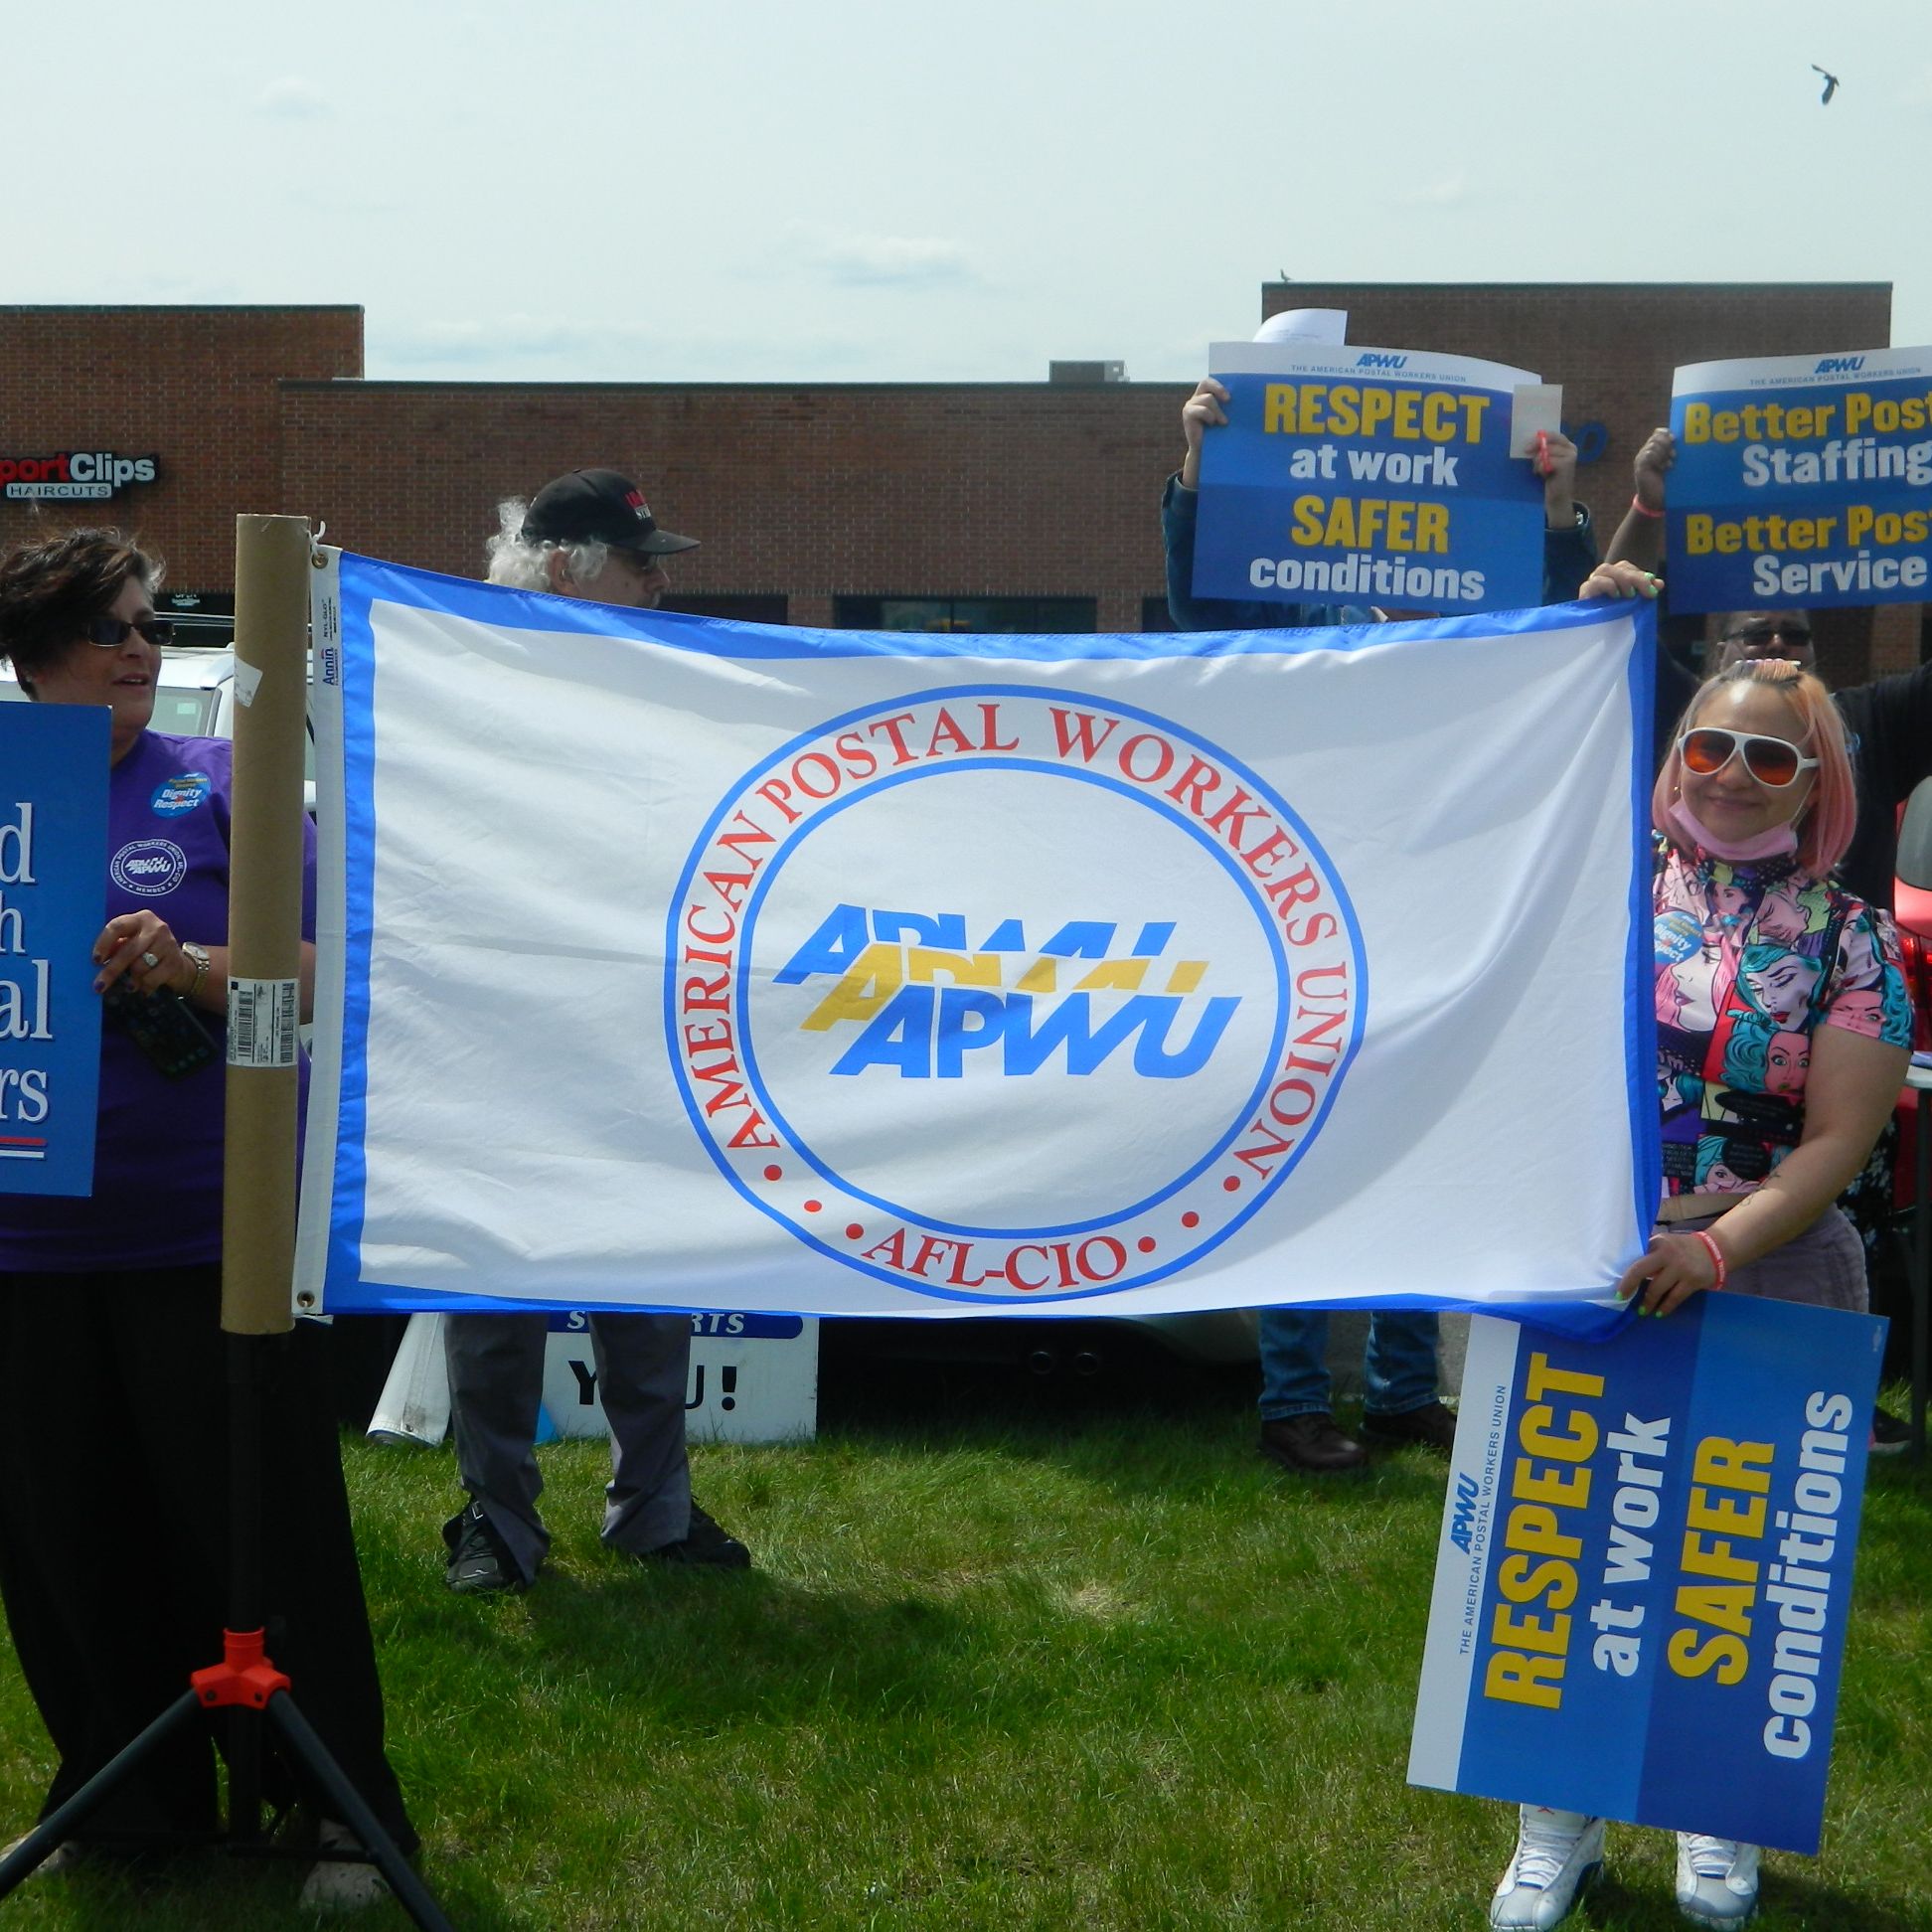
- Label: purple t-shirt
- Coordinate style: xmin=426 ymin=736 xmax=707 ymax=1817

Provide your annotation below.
xmin=0 ymin=731 xmax=317 ymax=1271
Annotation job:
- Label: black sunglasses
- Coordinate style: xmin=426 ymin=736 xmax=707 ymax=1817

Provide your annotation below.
xmin=1724 ymin=621 xmax=1812 ymax=647
xmin=84 ymin=613 xmax=174 ymax=649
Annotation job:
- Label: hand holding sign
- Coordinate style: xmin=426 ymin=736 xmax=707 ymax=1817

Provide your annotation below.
xmin=1179 ymin=378 xmax=1230 ymax=491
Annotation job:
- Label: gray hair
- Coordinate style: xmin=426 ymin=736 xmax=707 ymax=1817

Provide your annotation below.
xmin=484 ymin=498 xmax=611 ymax=592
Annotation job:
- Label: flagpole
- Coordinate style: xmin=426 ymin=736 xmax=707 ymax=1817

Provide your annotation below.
xmin=224 ymin=513 xmax=310 ymax=1336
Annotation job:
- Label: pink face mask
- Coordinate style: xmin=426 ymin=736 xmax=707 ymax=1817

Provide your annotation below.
xmin=1664 ymin=797 xmax=1800 ymax=864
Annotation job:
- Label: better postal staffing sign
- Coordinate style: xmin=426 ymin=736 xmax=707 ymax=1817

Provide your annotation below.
xmin=1409 ymin=1294 xmax=1884 ymax=1854
xmin=1192 ymin=342 xmax=1546 ymax=614
xmin=1669 ymin=346 xmax=1932 ymax=612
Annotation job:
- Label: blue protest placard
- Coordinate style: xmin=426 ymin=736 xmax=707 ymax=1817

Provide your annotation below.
xmin=1668 ymin=346 xmax=1932 ymax=613
xmin=1409 ymin=1293 xmax=1883 ymax=1854
xmin=1192 ymin=342 xmax=1548 ymax=615
xmin=0 ymin=703 xmax=108 ymax=1196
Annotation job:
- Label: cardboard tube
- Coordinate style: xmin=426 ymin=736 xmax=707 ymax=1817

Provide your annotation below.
xmin=223 ymin=516 xmax=312 ymax=1336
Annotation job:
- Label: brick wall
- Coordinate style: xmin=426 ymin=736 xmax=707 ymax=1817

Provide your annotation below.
xmin=0 ymin=306 xmax=362 ymax=590
xmin=274 ymin=379 xmax=1187 ymax=632
xmin=3 ymin=291 xmax=1919 ymax=678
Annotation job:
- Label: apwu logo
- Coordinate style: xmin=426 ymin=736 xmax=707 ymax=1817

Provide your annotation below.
xmin=665 ymin=685 xmax=1365 ymax=1303
xmin=776 ymin=906 xmax=1240 ymax=1079
xmin=109 ymin=838 xmax=187 ymax=897
xmin=1355 ymin=352 xmax=1409 ymax=371
xmin=1449 ymin=1471 xmax=1480 ymax=1554
xmin=1813 ymin=356 xmax=1866 ymax=375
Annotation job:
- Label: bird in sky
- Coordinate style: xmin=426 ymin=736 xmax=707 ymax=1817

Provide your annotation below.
xmin=1811 ymin=64 xmax=1841 ymax=105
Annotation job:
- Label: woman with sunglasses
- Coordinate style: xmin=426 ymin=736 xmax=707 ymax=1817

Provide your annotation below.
xmin=0 ymin=529 xmax=414 ymax=1907
xmin=1489 ymin=564 xmax=1913 ymax=1931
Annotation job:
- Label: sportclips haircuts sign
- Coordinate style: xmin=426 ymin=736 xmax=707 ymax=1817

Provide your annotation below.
xmin=1 ymin=452 xmax=159 ymax=502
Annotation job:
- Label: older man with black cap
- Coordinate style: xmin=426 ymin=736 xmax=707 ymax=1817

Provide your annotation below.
xmin=439 ymin=467 xmax=751 ymax=1593
xmin=483 ymin=465 xmax=700 ymax=608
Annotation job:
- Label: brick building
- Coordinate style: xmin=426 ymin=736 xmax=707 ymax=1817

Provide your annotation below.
xmin=1 ymin=285 xmax=1918 ymax=681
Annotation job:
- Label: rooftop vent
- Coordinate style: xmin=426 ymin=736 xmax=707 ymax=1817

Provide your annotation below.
xmin=1047 ymin=360 xmax=1126 ymax=385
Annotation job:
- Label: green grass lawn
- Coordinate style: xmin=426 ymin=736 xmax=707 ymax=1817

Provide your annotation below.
xmin=1 ymin=1377 xmax=1927 ymax=1930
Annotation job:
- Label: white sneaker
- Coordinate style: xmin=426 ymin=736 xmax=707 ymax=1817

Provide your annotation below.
xmin=297 ymin=1820 xmax=392 ymax=1914
xmin=1491 ymin=1806 xmax=1606 ymax=1929
xmin=1675 ymin=1834 xmax=1760 ymax=1925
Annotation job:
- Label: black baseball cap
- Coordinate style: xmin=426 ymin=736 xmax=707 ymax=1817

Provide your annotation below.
xmin=520 ymin=468 xmax=699 ymax=556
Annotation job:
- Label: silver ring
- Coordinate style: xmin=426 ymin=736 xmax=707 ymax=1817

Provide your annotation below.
xmin=140 ymin=951 xmax=160 ymax=968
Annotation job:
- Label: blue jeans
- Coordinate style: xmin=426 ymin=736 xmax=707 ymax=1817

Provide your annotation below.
xmin=1258 ymin=1308 xmax=1439 ymax=1421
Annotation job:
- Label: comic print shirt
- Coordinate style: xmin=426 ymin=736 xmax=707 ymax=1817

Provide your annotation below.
xmin=1654 ymin=839 xmax=1913 ymax=1200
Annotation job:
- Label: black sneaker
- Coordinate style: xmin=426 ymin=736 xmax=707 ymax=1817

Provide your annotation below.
xmin=1362 ymin=1400 xmax=1458 ymax=1455
xmin=638 ymin=1500 xmax=752 ymax=1569
xmin=441 ymin=1500 xmax=528 ymax=1594
xmin=1258 ymin=1412 xmax=1368 ymax=1475
xmin=1870 ymin=1405 xmax=1913 ymax=1457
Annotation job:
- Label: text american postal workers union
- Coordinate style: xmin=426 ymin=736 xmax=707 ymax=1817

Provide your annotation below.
xmin=1191 ymin=342 xmax=1550 ymax=615
xmin=1669 ymin=345 xmax=1932 ymax=611
xmin=665 ymin=685 xmax=1365 ymax=1305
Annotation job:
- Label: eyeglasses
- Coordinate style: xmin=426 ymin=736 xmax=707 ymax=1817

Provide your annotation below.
xmin=1724 ymin=621 xmax=1812 ymax=647
xmin=84 ymin=614 xmax=173 ymax=649
xmin=1678 ymin=726 xmax=1820 ymax=789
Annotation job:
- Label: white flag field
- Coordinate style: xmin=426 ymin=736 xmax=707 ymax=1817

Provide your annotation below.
xmin=297 ymin=553 xmax=1660 ymax=1330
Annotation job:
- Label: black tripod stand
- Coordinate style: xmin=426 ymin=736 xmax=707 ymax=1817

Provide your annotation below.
xmin=0 ymin=1333 xmax=453 ymax=1929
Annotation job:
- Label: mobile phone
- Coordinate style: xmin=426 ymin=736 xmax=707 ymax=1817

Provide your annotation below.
xmin=101 ymin=978 xmax=219 ymax=1079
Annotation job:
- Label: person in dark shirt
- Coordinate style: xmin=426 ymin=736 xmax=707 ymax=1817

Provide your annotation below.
xmin=1165 ymin=368 xmax=1602 ymax=1475
xmin=1608 ymin=426 xmax=1932 ymax=901
xmin=439 ymin=468 xmax=753 ymax=1590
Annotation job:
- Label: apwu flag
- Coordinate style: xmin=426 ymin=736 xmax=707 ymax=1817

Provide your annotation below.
xmin=298 ymin=554 xmax=1657 ymax=1321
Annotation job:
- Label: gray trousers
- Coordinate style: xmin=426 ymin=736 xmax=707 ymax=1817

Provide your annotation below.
xmin=443 ymin=1311 xmax=693 ymax=1584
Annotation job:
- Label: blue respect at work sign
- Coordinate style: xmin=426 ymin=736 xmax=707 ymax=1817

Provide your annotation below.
xmin=0 ymin=703 xmax=108 ymax=1197
xmin=1409 ymin=1293 xmax=1884 ymax=1855
xmin=1193 ymin=341 xmax=1547 ymax=615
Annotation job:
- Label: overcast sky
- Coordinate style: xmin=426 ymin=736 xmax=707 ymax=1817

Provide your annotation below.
xmin=7 ymin=0 xmax=1928 ymax=387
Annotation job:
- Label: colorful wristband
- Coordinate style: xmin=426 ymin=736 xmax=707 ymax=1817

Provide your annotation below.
xmin=1691 ymin=1227 xmax=1728 ymax=1289
xmin=1630 ymin=493 xmax=1666 ymax=521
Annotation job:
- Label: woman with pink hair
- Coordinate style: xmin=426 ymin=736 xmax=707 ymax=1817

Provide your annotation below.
xmin=1488 ymin=568 xmax=1912 ymax=1931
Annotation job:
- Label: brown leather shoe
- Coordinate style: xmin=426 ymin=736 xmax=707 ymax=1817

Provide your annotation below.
xmin=1361 ymin=1400 xmax=1457 ymax=1454
xmin=1258 ymin=1412 xmax=1368 ymax=1475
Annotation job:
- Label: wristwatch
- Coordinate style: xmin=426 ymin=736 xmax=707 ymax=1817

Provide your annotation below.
xmin=181 ymin=941 xmax=212 ymax=1003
